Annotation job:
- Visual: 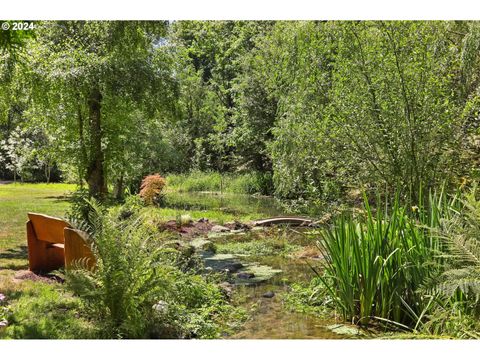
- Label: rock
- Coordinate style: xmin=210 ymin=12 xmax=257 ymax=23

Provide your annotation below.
xmin=326 ymin=324 xmax=363 ymax=336
xmin=222 ymin=262 xmax=243 ymax=272
xmin=262 ymin=291 xmax=275 ymax=298
xmin=218 ymin=282 xmax=234 ymax=298
xmin=211 ymin=225 xmax=230 ymax=233
xmin=203 ymin=254 xmax=244 ymax=273
xmin=191 ymin=238 xmax=216 ymax=253
xmin=225 ymin=221 xmax=251 ymax=231
xmin=237 ymin=272 xmax=255 ymax=279
xmin=0 ymin=320 xmax=8 ymax=328
xmin=152 ymin=300 xmax=169 ymax=314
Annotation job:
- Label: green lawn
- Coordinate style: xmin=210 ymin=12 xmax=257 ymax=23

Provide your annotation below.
xmin=0 ymin=182 xmax=247 ymax=339
xmin=0 ymin=183 xmax=96 ymax=339
xmin=0 ymin=183 xmax=76 ymax=270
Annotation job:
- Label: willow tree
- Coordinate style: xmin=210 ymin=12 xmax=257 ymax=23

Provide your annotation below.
xmin=266 ymin=21 xmax=464 ymax=201
xmin=25 ymin=21 xmax=170 ymax=198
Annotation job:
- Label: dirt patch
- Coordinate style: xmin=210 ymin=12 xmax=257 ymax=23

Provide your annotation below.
xmin=13 ymin=270 xmax=64 ymax=284
xmin=159 ymin=219 xmax=251 ymax=240
xmin=159 ymin=219 xmax=214 ymax=239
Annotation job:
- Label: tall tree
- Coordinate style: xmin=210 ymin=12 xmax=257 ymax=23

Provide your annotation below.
xmin=26 ymin=21 xmax=170 ymax=198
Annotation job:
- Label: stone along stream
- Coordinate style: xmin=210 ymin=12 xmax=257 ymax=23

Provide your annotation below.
xmin=163 ymin=192 xmax=356 ymax=339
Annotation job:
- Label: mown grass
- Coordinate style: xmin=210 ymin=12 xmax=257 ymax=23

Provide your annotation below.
xmin=0 ymin=182 xmax=250 ymax=339
xmin=0 ymin=272 xmax=98 ymax=339
xmin=0 ymin=183 xmax=76 ymax=270
xmin=0 ymin=183 xmax=94 ymax=339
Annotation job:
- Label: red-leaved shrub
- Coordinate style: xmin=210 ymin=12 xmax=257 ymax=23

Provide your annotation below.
xmin=139 ymin=174 xmax=166 ymax=205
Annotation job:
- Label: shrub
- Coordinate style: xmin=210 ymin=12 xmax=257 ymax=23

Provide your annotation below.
xmin=117 ymin=194 xmax=144 ymax=220
xmin=139 ymin=174 xmax=166 ymax=205
xmin=65 ymin=188 xmax=98 ymax=233
xmin=225 ymin=172 xmax=273 ymax=195
xmin=63 ymin=203 xmax=239 ymax=338
xmin=422 ymin=184 xmax=480 ymax=334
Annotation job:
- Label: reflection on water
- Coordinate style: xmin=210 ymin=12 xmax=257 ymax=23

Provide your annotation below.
xmin=228 ymin=252 xmax=348 ymax=339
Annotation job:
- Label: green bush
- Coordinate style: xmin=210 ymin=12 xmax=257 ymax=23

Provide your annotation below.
xmin=63 ymin=202 xmax=240 ymax=338
xmin=117 ymin=194 xmax=145 ymax=220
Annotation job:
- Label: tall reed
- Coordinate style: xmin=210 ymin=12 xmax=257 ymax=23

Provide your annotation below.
xmin=318 ymin=194 xmax=442 ymax=327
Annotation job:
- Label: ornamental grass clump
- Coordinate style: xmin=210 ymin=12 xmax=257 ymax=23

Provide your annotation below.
xmin=139 ymin=174 xmax=166 ymax=205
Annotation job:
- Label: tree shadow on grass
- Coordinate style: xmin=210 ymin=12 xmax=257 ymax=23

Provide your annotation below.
xmin=0 ymin=245 xmax=28 ymax=260
xmin=0 ymin=246 xmax=28 ymax=270
xmin=42 ymin=195 xmax=72 ymax=203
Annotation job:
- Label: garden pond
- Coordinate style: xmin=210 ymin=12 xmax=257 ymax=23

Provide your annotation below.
xmin=163 ymin=191 xmax=362 ymax=339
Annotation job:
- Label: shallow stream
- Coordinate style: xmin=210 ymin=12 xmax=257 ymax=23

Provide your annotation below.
xmin=164 ymin=191 xmax=356 ymax=339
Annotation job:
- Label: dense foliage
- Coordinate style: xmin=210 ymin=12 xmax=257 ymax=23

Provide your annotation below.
xmin=1 ymin=21 xmax=479 ymax=204
xmin=2 ymin=20 xmax=480 ymax=339
xmin=288 ymin=187 xmax=480 ymax=337
xmin=63 ymin=201 xmax=241 ymax=339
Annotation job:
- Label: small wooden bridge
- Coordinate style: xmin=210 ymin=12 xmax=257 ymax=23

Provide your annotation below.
xmin=253 ymin=216 xmax=313 ymax=227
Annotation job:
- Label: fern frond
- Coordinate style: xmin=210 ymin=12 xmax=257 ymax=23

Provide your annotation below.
xmin=435 ymin=267 xmax=480 ymax=299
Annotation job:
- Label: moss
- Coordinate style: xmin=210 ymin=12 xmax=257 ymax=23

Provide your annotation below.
xmin=216 ymin=240 xmax=302 ymax=257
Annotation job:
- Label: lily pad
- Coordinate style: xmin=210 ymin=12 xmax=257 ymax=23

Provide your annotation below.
xmin=326 ymin=324 xmax=363 ymax=336
xmin=202 ymin=253 xmax=244 ymax=272
xmin=233 ymin=264 xmax=282 ymax=285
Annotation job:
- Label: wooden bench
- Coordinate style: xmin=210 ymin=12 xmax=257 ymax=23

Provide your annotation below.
xmin=26 ymin=213 xmax=95 ymax=272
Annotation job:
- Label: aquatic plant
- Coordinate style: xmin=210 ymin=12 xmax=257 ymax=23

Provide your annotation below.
xmin=318 ymin=193 xmax=441 ymax=327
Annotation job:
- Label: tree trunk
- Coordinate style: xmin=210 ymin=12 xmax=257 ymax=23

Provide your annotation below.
xmin=45 ymin=163 xmax=51 ymax=184
xmin=113 ymin=174 xmax=124 ymax=201
xmin=86 ymin=87 xmax=107 ymax=199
